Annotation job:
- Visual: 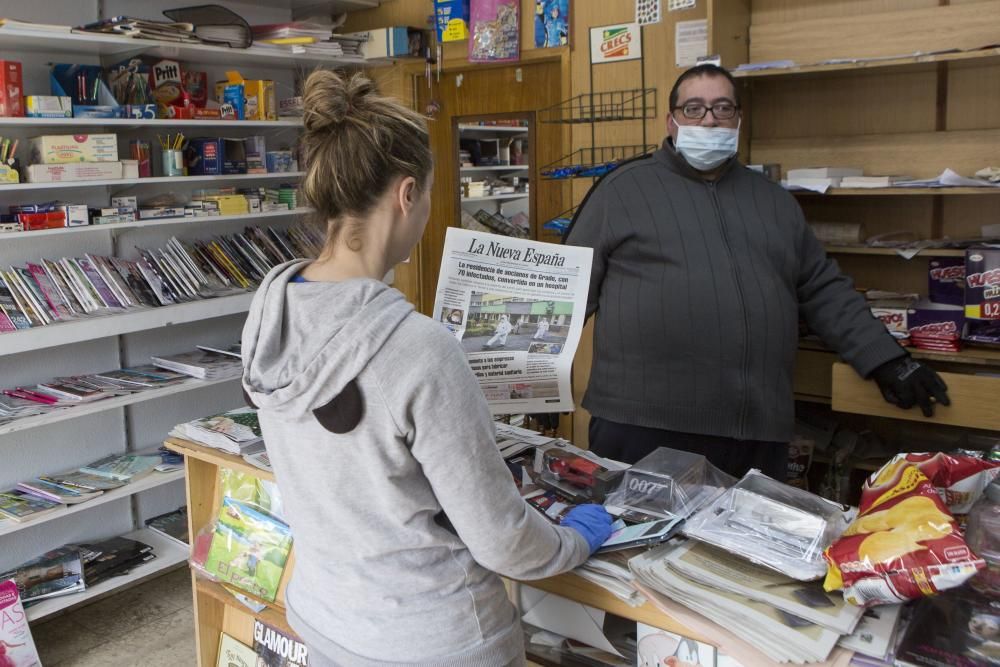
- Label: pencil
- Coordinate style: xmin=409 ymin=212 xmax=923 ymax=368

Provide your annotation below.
xmin=9 ymin=139 xmax=18 ymax=160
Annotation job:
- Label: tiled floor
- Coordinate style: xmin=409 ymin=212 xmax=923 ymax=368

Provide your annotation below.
xmin=31 ymin=567 xmax=196 ymax=667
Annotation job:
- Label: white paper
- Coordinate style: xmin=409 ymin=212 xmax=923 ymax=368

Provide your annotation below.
xmin=636 ymin=0 xmax=662 ymax=25
xmin=637 ymin=622 xmax=716 ymax=666
xmin=590 ymin=22 xmax=643 ymax=64
xmin=432 ymin=228 xmax=592 ymax=414
xmin=519 ymin=586 xmax=625 ymax=657
xmin=668 ymin=0 xmax=696 ymax=10
xmin=675 ymin=19 xmax=707 ymax=67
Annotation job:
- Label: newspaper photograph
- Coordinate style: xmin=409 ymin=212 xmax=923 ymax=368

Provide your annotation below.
xmin=433 ymin=228 xmax=593 ymax=414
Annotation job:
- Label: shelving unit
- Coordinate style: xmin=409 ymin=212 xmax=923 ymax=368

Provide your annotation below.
xmin=461 ymin=193 xmax=530 ymax=203
xmin=0 ymin=2 xmax=351 ymax=619
xmin=457 ymin=121 xmax=532 ymax=224
xmin=793 ymin=187 xmax=1000 ymax=197
xmin=457 ymin=123 xmax=530 ymax=136
xmin=1 ymin=208 xmax=310 ymax=240
xmin=459 ymin=165 xmax=530 ymax=173
xmin=824 ymin=246 xmax=967 ymax=258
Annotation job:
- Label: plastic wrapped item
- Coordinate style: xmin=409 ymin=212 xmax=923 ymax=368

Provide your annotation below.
xmin=959 ymin=478 xmax=1000 ymax=596
xmin=533 ymin=441 xmax=627 ymax=503
xmin=869 ymin=452 xmax=1000 ymax=515
xmin=824 ymin=460 xmax=984 ymax=607
xmin=603 ymin=447 xmax=735 ymax=524
xmin=683 ymin=470 xmax=852 ymax=581
xmin=468 ymin=0 xmax=520 ymax=62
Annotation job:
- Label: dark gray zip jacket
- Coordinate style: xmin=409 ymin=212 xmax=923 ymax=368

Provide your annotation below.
xmin=565 ymin=139 xmax=905 ymax=442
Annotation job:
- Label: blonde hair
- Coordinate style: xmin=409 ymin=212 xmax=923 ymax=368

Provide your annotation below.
xmin=300 ymin=69 xmax=432 ymax=248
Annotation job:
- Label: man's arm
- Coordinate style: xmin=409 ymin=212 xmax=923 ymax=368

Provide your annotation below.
xmin=564 ymin=182 xmax=613 ymax=317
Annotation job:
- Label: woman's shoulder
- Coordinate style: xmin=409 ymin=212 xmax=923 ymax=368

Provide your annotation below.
xmin=377 ymin=310 xmax=467 ymax=368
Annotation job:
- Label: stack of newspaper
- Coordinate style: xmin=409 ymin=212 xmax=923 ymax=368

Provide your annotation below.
xmin=629 ymin=540 xmax=869 ymax=664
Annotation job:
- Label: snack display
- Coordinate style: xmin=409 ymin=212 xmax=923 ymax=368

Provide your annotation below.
xmin=683 ymin=470 xmax=852 ymax=581
xmin=602 ymin=447 xmax=735 ymax=523
xmin=824 ymin=459 xmax=984 ymax=607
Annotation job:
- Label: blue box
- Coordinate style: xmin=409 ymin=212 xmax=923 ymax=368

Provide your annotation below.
xmin=185 ymin=138 xmax=222 ymax=176
xmin=125 ymin=104 xmax=157 ymax=120
xmin=434 ymin=0 xmax=470 ymax=42
xmin=50 ymin=64 xmax=122 ymax=118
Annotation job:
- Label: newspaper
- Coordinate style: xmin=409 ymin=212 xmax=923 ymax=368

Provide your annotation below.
xmin=433 ymin=228 xmax=592 ymax=414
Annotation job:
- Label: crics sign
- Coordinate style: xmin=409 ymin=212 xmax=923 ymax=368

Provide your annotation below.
xmin=590 ymin=22 xmax=643 ymax=64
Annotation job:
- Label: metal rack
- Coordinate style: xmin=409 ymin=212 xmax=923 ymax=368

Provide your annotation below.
xmin=540 ymin=88 xmax=657 ymax=125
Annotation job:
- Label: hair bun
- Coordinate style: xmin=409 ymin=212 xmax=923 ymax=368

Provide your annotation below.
xmin=303 ymin=70 xmax=377 ymax=132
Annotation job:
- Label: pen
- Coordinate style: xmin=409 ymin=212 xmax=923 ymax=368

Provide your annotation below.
xmin=10 ymin=139 xmax=18 ymax=162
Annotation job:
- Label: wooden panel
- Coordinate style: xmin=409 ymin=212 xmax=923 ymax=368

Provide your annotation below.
xmin=750 ymin=129 xmax=1000 ymax=179
xmin=947 ymin=61 xmax=1000 ymax=130
xmin=832 ymin=363 xmax=1000 ymax=430
xmin=794 ymin=349 xmax=836 ymax=399
xmin=750 ymin=0 xmax=939 ymax=25
xmin=708 ymin=0 xmax=751 ymax=70
xmin=749 ymin=2 xmax=1000 ymax=64
xmin=799 ymin=196 xmax=935 ymax=241
xmin=194 ymin=583 xmax=226 ymax=667
xmin=571 ymin=319 xmax=594 ymax=450
xmin=942 ymin=196 xmax=1000 ymax=238
xmin=750 ymin=69 xmax=937 ymax=139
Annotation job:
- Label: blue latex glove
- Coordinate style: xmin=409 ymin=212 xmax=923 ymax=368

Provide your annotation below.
xmin=561 ymin=504 xmax=614 ymax=553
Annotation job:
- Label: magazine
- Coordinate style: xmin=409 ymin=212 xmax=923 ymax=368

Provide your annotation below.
xmin=151 ymin=350 xmax=242 ymax=380
xmin=40 ymin=470 xmax=126 ymax=492
xmin=0 ymin=547 xmax=85 ymax=603
xmin=74 ymin=536 xmax=155 ymax=586
xmin=171 ymin=407 xmax=264 ymax=455
xmin=201 ymin=497 xmax=292 ymax=602
xmin=432 ymin=228 xmax=593 ymax=414
xmin=0 ymin=490 xmax=61 ymax=522
xmin=837 ymin=604 xmax=904 ymax=661
xmin=895 ymin=586 xmax=1000 ymax=667
xmin=15 ymin=478 xmax=103 ymax=505
xmin=78 ymin=453 xmax=160 ymax=482
xmin=243 ymin=450 xmax=273 ymax=473
xmin=0 ymin=579 xmax=41 ymax=667
xmin=145 ymin=507 xmax=189 ymax=547
xmin=253 ymin=619 xmax=309 ymax=667
xmin=218 ymin=632 xmax=257 ymax=667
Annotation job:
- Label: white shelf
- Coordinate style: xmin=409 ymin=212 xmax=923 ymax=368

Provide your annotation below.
xmin=0 ymin=117 xmax=303 ymax=129
xmin=0 ymin=292 xmax=255 ymax=357
xmin=1 ymin=208 xmax=310 ymax=241
xmin=0 ymin=172 xmax=303 ymax=193
xmin=0 ymin=470 xmax=184 ymax=539
xmin=26 ymin=527 xmax=189 ymax=622
xmin=457 ymin=124 xmax=529 ymax=136
xmin=460 ymin=165 xmax=530 ymax=173
xmin=0 ymin=25 xmax=369 ymax=69
xmin=0 ymin=376 xmax=239 ymax=437
xmin=461 ymin=193 xmax=530 ymax=203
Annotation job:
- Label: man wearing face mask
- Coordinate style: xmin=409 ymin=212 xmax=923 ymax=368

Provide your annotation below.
xmin=564 ymin=64 xmax=950 ymax=476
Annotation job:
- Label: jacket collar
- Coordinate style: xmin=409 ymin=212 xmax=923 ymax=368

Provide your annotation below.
xmin=653 ymin=137 xmax=739 ymax=183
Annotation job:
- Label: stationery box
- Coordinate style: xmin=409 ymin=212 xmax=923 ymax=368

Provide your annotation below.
xmin=0 ymin=60 xmax=24 ymax=117
xmin=25 ymin=95 xmax=72 ymax=118
xmin=138 ymin=206 xmax=186 ymax=219
xmin=17 ymin=211 xmax=66 ymax=230
xmin=59 ymin=204 xmax=89 ymax=227
xmin=245 ymin=136 xmax=267 ymax=174
xmin=965 ymin=247 xmax=1000 ymax=321
xmin=30 ymin=134 xmax=119 ymax=164
xmin=185 ymin=138 xmax=222 ymax=176
xmin=50 ymin=64 xmax=123 ymax=118
xmin=928 ymin=257 xmax=965 ymax=307
xmin=244 ymin=79 xmax=276 ymax=120
xmin=221 ymin=138 xmax=247 ymax=175
xmin=342 ymin=27 xmax=413 ymax=59
xmin=265 ymin=150 xmax=294 ymax=173
xmin=26 ymin=162 xmax=124 ymax=182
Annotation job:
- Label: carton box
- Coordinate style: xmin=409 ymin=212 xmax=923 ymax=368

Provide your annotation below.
xmin=26 ymin=162 xmax=124 ymax=182
xmin=965 ymin=247 xmax=1000 ymax=320
xmin=30 ymin=134 xmax=119 ymax=164
xmin=0 ymin=60 xmax=24 ymax=117
xmin=928 ymin=257 xmax=965 ymax=307
xmin=25 ymin=95 xmax=72 ymax=118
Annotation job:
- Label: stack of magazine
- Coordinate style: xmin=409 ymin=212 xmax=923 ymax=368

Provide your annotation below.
xmin=0 ymin=223 xmax=322 ymax=333
xmin=145 ymin=506 xmax=189 ymax=548
xmin=151 ymin=348 xmax=242 ymax=380
xmin=170 ymin=406 xmax=264 ymax=458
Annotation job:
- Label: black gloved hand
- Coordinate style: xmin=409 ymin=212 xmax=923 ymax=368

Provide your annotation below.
xmin=871 ymin=356 xmax=950 ymax=417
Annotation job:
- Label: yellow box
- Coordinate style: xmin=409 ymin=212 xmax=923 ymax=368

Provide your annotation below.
xmin=0 ymin=164 xmax=19 ymax=183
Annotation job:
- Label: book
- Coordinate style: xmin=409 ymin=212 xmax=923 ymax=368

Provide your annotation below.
xmin=253 ymin=618 xmax=309 ymax=667
xmin=0 ymin=579 xmax=41 ymax=667
xmin=197 ymin=342 xmax=242 ymax=359
xmin=60 ymin=257 xmax=102 ymax=312
xmin=151 ymin=350 xmax=242 ymax=380
xmin=40 ymin=469 xmax=126 ymax=492
xmin=839 ymin=176 xmax=908 ymax=188
xmin=10 ymin=267 xmax=55 ymax=324
xmin=0 ymin=547 xmax=85 ymax=603
xmin=0 ymin=490 xmax=61 ymax=522
xmin=786 ymin=167 xmax=863 ymax=180
xmin=201 ymin=497 xmax=293 ymax=602
xmin=170 ymin=407 xmax=264 ymax=455
xmin=16 ymin=478 xmax=103 ymax=505
xmin=35 ymin=380 xmax=105 ymax=402
xmin=78 ymin=453 xmax=161 ymax=481
xmin=218 ymin=632 xmax=257 ymax=667
xmin=145 ymin=506 xmax=189 ymax=547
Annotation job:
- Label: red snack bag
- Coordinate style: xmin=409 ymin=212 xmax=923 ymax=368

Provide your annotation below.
xmin=823 ymin=460 xmax=984 ymax=607
xmin=880 ymin=452 xmax=1000 ymax=515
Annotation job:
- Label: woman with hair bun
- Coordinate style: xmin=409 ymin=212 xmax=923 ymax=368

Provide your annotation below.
xmin=240 ymin=70 xmax=612 ymax=667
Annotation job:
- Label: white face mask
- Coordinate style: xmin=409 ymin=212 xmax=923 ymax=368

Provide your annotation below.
xmin=671 ymin=115 xmax=740 ymax=171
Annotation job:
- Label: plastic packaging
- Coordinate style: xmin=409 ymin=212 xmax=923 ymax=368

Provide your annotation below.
xmin=683 ymin=469 xmax=852 ymax=581
xmin=533 ymin=440 xmax=627 ymax=503
xmin=965 ymin=478 xmax=1000 ymax=596
xmin=869 ymin=451 xmax=1000 ymax=515
xmin=824 ymin=459 xmax=984 ymax=607
xmin=468 ymin=0 xmax=520 ymax=62
xmin=602 ymin=447 xmax=735 ymax=523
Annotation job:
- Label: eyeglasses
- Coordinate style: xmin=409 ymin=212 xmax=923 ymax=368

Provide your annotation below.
xmin=674 ymin=102 xmax=739 ymax=120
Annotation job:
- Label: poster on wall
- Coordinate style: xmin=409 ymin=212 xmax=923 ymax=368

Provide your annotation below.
xmin=534 ymin=0 xmax=570 ymax=48
xmin=675 ymin=18 xmax=708 ymax=66
xmin=589 ymin=22 xmax=643 ymax=64
xmin=436 ymin=0 xmax=471 ymax=42
xmin=433 ymin=228 xmax=592 ymax=414
xmin=636 ymin=0 xmax=662 ymax=25
xmin=469 ymin=0 xmax=520 ymax=62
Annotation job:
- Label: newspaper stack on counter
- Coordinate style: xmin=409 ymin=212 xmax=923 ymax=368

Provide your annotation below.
xmin=434 ymin=228 xmax=593 ymax=414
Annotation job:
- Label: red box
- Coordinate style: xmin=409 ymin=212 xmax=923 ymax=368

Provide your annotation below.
xmin=18 ymin=211 xmax=66 ymax=230
xmin=0 ymin=61 xmax=24 ymax=117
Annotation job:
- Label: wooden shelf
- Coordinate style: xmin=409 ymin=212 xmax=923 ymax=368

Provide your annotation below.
xmin=0 ymin=25 xmax=368 ymax=69
xmin=460 ymin=165 xmax=530 ymax=172
xmin=0 ymin=172 xmax=303 ymax=193
xmin=0 ymin=470 xmax=184 ymax=538
xmin=165 ymin=437 xmax=274 ymax=482
xmin=793 ymin=187 xmax=1000 ymax=196
xmin=457 ymin=124 xmax=529 ymax=135
xmin=195 ymin=578 xmax=294 ymax=637
xmin=0 ymin=292 xmax=255 ymax=357
xmin=26 ymin=527 xmax=188 ymax=622
xmin=799 ymin=339 xmax=1000 ymax=368
xmin=824 ymin=246 xmax=967 ymax=258
xmin=0 ymin=377 xmax=239 ymax=437
xmin=733 ymin=47 xmax=1000 ymax=79
xmin=0 ymin=208 xmax=309 ymax=241
xmin=0 ymin=117 xmax=303 ymax=129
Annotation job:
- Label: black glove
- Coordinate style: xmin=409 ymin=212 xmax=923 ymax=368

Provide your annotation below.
xmin=871 ymin=357 xmax=950 ymax=417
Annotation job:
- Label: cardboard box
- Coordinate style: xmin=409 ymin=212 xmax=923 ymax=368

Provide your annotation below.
xmin=59 ymin=204 xmax=89 ymax=227
xmin=244 ymin=79 xmax=276 ymax=121
xmin=26 ymin=162 xmax=123 ymax=182
xmin=278 ymin=96 xmax=302 ymax=117
xmin=907 ymin=300 xmax=964 ymax=341
xmin=343 ymin=27 xmax=415 ymax=59
xmin=0 ymin=60 xmax=24 ymax=117
xmin=965 ymin=247 xmax=1000 ymax=321
xmin=17 ymin=211 xmax=65 ymax=230
xmin=870 ymin=299 xmax=911 ymax=339
xmin=138 ymin=206 xmax=186 ymax=220
xmin=221 ymin=138 xmax=247 ymax=175
xmin=265 ymin=150 xmax=294 ymax=173
xmin=246 ymin=136 xmax=267 ymax=174
xmin=185 ymin=138 xmax=222 ymax=176
xmin=121 ymin=159 xmax=139 ymax=179
xmin=928 ymin=258 xmax=965 ymax=307
xmin=111 ymin=196 xmax=138 ymax=211
xmin=30 ymin=134 xmax=119 ymax=164
xmin=25 ymin=95 xmax=72 ymax=118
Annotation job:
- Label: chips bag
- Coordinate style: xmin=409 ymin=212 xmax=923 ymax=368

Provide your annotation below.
xmin=823 ymin=460 xmax=984 ymax=607
xmin=879 ymin=452 xmax=1000 ymax=515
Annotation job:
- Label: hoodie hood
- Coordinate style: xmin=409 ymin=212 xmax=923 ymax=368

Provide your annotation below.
xmin=241 ymin=260 xmax=414 ymax=416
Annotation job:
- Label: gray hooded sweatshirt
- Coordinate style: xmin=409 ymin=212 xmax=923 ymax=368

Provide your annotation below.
xmin=241 ymin=260 xmax=590 ymax=667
